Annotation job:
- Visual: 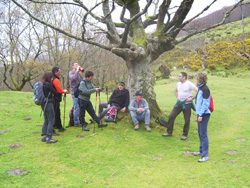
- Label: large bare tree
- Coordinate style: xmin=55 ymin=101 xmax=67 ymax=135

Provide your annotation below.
xmin=11 ymin=0 xmax=243 ymax=116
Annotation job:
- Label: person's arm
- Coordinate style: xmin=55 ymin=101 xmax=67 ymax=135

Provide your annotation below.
xmin=198 ymin=88 xmax=210 ymax=122
xmin=79 ymin=81 xmax=96 ymax=95
xmin=108 ymin=90 xmax=116 ymax=105
xmin=53 ymin=79 xmax=68 ymax=94
xmin=174 ymin=87 xmax=178 ymax=99
xmin=128 ymin=99 xmax=137 ymax=112
xmin=48 ymin=83 xmax=59 ymax=96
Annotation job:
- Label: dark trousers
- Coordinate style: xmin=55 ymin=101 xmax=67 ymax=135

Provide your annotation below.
xmin=42 ymin=102 xmax=54 ymax=139
xmin=167 ymin=103 xmax=192 ymax=136
xmin=53 ymin=100 xmax=63 ymax=129
xmin=98 ymin=103 xmax=121 ymax=120
xmin=78 ymin=98 xmax=99 ymax=125
xmin=198 ymin=114 xmax=210 ymax=157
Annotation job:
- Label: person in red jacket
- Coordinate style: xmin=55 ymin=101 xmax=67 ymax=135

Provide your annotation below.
xmin=52 ymin=66 xmax=68 ymax=133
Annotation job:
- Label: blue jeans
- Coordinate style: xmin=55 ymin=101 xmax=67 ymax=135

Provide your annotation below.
xmin=130 ymin=110 xmax=150 ymax=126
xmin=71 ymin=94 xmax=80 ymax=125
xmin=197 ymin=114 xmax=210 ymax=157
xmin=42 ymin=102 xmax=55 ymax=139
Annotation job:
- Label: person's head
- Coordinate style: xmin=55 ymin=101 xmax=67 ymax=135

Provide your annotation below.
xmin=179 ymin=72 xmax=187 ymax=83
xmin=118 ymin=82 xmax=125 ymax=90
xmin=135 ymin=91 xmax=143 ymax=101
xmin=41 ymin=72 xmax=53 ymax=84
xmin=72 ymin=62 xmax=78 ymax=71
xmin=52 ymin=66 xmax=61 ymax=78
xmin=195 ymin=72 xmax=207 ymax=85
xmin=85 ymin=71 xmax=94 ymax=81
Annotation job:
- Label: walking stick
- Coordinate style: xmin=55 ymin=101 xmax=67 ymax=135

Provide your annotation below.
xmin=98 ymin=91 xmax=103 ymax=131
xmin=63 ymin=93 xmax=66 ymax=129
xmin=106 ymin=86 xmax=108 ymax=103
xmin=93 ymin=92 xmax=97 ymax=133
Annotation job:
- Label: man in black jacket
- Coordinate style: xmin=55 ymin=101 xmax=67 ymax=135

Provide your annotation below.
xmin=98 ymin=82 xmax=130 ymax=123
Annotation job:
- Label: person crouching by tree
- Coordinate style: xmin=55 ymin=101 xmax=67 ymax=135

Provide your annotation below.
xmin=41 ymin=72 xmax=60 ymax=144
xmin=52 ymin=66 xmax=68 ymax=134
xmin=78 ymin=71 xmax=105 ymax=131
xmin=128 ymin=91 xmax=151 ymax=132
xmin=193 ymin=72 xmax=211 ymax=162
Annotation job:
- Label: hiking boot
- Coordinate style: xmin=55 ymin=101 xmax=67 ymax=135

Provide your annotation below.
xmin=46 ymin=138 xmax=58 ymax=144
xmin=162 ymin=132 xmax=172 ymax=137
xmin=145 ymin=125 xmax=151 ymax=132
xmin=58 ymin=128 xmax=66 ymax=132
xmin=52 ymin=130 xmax=60 ymax=136
xmin=74 ymin=124 xmax=82 ymax=127
xmin=82 ymin=126 xmax=89 ymax=131
xmin=181 ymin=136 xmax=187 ymax=140
xmin=98 ymin=121 xmax=108 ymax=128
xmin=198 ymin=157 xmax=209 ymax=162
xmin=134 ymin=124 xmax=139 ymax=130
xmin=193 ymin=151 xmax=202 ymax=156
xmin=41 ymin=136 xmax=46 ymax=142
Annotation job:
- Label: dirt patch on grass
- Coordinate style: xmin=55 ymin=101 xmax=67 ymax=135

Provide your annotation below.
xmin=0 ymin=153 xmax=6 ymax=156
xmin=237 ymin=145 xmax=244 ymax=147
xmin=32 ymin=132 xmax=40 ymax=135
xmin=152 ymin=156 xmax=163 ymax=160
xmin=23 ymin=118 xmax=32 ymax=121
xmin=8 ymin=169 xmax=26 ymax=176
xmin=76 ymin=135 xmax=87 ymax=138
xmin=184 ymin=147 xmax=190 ymax=149
xmin=227 ymin=151 xmax=237 ymax=155
xmin=228 ymin=161 xmax=236 ymax=164
xmin=1 ymin=130 xmax=10 ymax=133
xmin=235 ymin=138 xmax=246 ymax=142
xmin=183 ymin=151 xmax=193 ymax=156
xmin=8 ymin=144 xmax=21 ymax=149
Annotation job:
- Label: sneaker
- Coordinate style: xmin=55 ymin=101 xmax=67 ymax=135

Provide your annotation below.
xmin=145 ymin=126 xmax=151 ymax=132
xmin=162 ymin=132 xmax=172 ymax=137
xmin=181 ymin=136 xmax=187 ymax=140
xmin=198 ymin=157 xmax=209 ymax=162
xmin=41 ymin=136 xmax=46 ymax=142
xmin=58 ymin=128 xmax=66 ymax=132
xmin=134 ymin=124 xmax=139 ymax=130
xmin=193 ymin=151 xmax=202 ymax=156
xmin=52 ymin=130 xmax=60 ymax=136
xmin=46 ymin=138 xmax=58 ymax=144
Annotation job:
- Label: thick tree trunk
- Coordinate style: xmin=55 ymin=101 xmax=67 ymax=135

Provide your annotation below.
xmin=126 ymin=58 xmax=161 ymax=117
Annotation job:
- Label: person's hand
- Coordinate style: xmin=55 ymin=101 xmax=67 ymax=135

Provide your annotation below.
xmin=95 ymin=87 xmax=101 ymax=92
xmin=186 ymin=97 xmax=192 ymax=102
xmin=76 ymin=66 xmax=80 ymax=72
xmin=198 ymin=116 xmax=203 ymax=122
xmin=63 ymin=89 xmax=68 ymax=94
xmin=121 ymin=107 xmax=126 ymax=113
xmin=107 ymin=104 xmax=111 ymax=108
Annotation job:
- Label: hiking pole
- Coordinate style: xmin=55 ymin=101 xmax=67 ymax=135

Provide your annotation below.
xmin=98 ymin=91 xmax=103 ymax=131
xmin=106 ymin=86 xmax=108 ymax=103
xmin=63 ymin=93 xmax=66 ymax=129
xmin=93 ymin=91 xmax=97 ymax=133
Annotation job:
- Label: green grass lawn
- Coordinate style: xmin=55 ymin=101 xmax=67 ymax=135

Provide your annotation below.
xmin=1 ymin=72 xmax=250 ymax=187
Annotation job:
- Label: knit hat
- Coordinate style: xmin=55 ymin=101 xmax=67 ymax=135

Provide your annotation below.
xmin=119 ymin=82 xmax=125 ymax=86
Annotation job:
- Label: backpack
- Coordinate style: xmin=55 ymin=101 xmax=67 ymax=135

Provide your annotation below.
xmin=74 ymin=80 xmax=87 ymax=98
xmin=209 ymin=94 xmax=214 ymax=112
xmin=68 ymin=108 xmax=74 ymax=126
xmin=104 ymin=108 xmax=117 ymax=122
xmin=155 ymin=117 xmax=168 ymax=128
xmin=33 ymin=82 xmax=47 ymax=106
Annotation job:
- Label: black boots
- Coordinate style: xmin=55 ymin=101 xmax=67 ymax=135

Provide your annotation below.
xmin=82 ymin=124 xmax=89 ymax=131
xmin=98 ymin=120 xmax=108 ymax=128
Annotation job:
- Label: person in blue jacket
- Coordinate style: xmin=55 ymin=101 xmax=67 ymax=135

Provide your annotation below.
xmin=193 ymin=72 xmax=211 ymax=162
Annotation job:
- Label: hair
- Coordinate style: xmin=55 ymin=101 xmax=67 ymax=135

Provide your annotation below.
xmin=41 ymin=72 xmax=53 ymax=84
xmin=72 ymin=62 xmax=77 ymax=66
xmin=196 ymin=72 xmax=208 ymax=84
xmin=85 ymin=71 xmax=94 ymax=78
xmin=52 ymin=66 xmax=60 ymax=74
xmin=180 ymin=72 xmax=187 ymax=79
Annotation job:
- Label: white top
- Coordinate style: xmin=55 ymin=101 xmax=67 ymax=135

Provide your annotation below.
xmin=176 ymin=81 xmax=196 ymax=101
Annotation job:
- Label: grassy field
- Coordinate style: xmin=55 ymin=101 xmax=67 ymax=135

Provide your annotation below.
xmin=1 ymin=71 xmax=250 ymax=188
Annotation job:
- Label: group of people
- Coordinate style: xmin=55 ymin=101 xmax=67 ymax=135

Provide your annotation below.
xmin=41 ymin=63 xmax=212 ymax=162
